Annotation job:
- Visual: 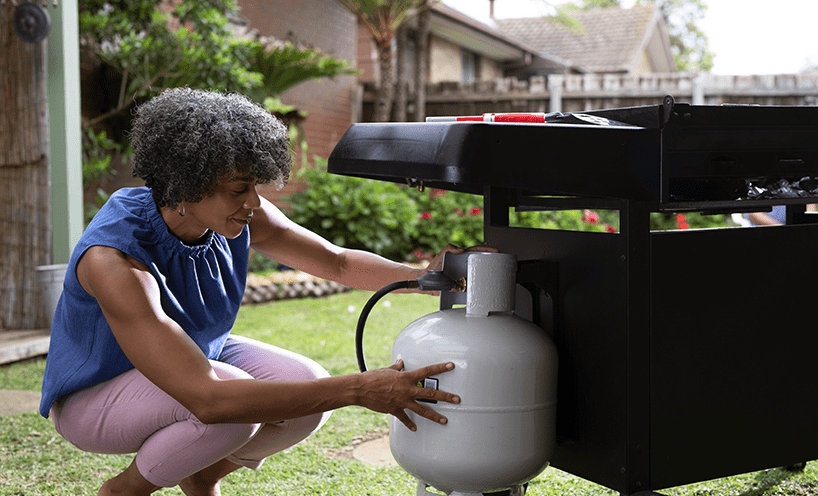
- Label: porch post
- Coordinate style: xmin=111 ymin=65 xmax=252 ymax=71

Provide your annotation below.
xmin=47 ymin=0 xmax=83 ymax=263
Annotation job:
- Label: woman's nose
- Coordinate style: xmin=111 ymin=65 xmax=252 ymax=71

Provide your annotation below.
xmin=244 ymin=185 xmax=262 ymax=210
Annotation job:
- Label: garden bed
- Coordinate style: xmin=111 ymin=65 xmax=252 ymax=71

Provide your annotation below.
xmin=243 ymin=271 xmax=351 ymax=305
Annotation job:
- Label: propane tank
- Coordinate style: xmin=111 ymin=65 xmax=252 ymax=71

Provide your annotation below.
xmin=390 ymin=252 xmax=558 ymax=496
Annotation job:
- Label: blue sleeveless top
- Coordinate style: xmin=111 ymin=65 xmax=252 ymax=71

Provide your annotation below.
xmin=39 ymin=187 xmax=249 ymax=417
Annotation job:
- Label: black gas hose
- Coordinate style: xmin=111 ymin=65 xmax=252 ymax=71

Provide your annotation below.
xmin=355 ymin=270 xmax=459 ymax=372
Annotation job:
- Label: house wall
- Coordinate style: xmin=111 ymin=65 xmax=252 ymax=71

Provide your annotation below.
xmin=359 ymin=30 xmax=505 ymax=86
xmin=427 ymin=35 xmax=503 ymax=84
xmin=429 ymin=35 xmax=462 ymax=83
xmin=238 ymin=0 xmax=358 ymax=203
xmin=480 ymin=57 xmax=503 ymax=81
xmin=634 ymin=50 xmax=653 ymax=75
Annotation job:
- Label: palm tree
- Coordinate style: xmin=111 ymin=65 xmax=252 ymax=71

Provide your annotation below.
xmin=413 ymin=0 xmax=430 ymax=122
xmin=335 ymin=0 xmax=432 ymax=121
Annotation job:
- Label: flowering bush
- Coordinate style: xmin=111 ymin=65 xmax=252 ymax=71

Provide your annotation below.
xmin=408 ymin=188 xmax=485 ymax=259
xmin=512 ymin=208 xmax=618 ymax=233
xmin=285 ymin=159 xmax=419 ymax=261
xmin=650 ymin=212 xmax=731 ymax=231
xmin=284 ymin=159 xmax=732 ymax=263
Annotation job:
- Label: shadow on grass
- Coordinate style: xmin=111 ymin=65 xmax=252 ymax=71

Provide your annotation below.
xmin=734 ymin=465 xmax=805 ymax=496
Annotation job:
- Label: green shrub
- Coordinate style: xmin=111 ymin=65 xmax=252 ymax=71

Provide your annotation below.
xmin=650 ymin=212 xmax=732 ymax=230
xmin=247 ymin=250 xmax=284 ymax=274
xmin=283 ymin=160 xmax=733 ymax=263
xmin=406 ymin=191 xmax=617 ymax=258
xmin=512 ymin=208 xmax=619 ymax=233
xmin=407 ymin=188 xmax=485 ymax=259
xmin=285 ymin=159 xmax=419 ymax=261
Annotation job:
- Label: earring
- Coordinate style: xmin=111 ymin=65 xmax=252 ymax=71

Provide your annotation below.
xmin=179 ymin=201 xmax=186 ymax=217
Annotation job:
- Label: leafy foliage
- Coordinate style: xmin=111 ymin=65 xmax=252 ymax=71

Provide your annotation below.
xmin=409 ymin=188 xmax=484 ymax=258
xmin=80 ymin=0 xmax=358 ymax=123
xmin=285 ymin=159 xmax=420 ymax=261
xmin=333 ymin=0 xmax=430 ymax=46
xmin=79 ymin=0 xmax=262 ymax=126
xmin=245 ymin=41 xmax=358 ymax=104
xmin=81 ymin=128 xmax=120 ymax=186
xmin=285 ymin=160 xmax=495 ymax=261
xmin=286 ymin=161 xmax=727 ymax=262
xmin=285 ymin=159 xmax=734 ymax=261
xmin=650 ymin=0 xmax=714 ymax=72
xmin=78 ymin=0 xmax=357 ymax=222
xmin=81 ymin=129 xmax=123 ymax=226
xmin=650 ymin=211 xmax=731 ymax=230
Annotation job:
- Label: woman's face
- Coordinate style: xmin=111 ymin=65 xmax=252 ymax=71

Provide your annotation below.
xmin=171 ymin=174 xmax=261 ymax=243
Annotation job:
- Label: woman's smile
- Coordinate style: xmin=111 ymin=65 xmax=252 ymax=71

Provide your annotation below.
xmin=233 ymin=213 xmax=253 ymax=225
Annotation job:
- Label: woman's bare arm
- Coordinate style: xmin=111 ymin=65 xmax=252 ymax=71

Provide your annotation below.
xmin=248 ymin=196 xmax=488 ymax=291
xmin=76 ymin=245 xmax=458 ymax=430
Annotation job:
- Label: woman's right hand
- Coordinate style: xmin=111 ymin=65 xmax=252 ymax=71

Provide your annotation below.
xmin=356 ymin=360 xmax=460 ymax=431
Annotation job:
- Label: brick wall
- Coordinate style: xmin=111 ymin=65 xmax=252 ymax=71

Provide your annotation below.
xmin=357 ymin=24 xmax=378 ymax=83
xmin=238 ymin=0 xmax=358 ymax=205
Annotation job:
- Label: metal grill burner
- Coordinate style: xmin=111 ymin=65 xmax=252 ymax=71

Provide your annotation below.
xmin=328 ymin=96 xmax=818 ymax=496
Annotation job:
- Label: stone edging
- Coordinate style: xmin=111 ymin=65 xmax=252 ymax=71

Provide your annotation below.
xmin=242 ymin=273 xmax=351 ymax=305
xmin=243 ymin=262 xmax=426 ymax=305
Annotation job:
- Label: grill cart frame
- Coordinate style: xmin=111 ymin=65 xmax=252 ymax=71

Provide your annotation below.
xmin=328 ymin=97 xmax=818 ymax=495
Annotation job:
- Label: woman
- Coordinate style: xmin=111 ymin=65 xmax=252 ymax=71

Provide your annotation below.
xmin=40 ymin=88 xmax=468 ymax=495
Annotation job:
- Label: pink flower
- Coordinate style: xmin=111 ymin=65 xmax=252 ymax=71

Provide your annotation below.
xmin=469 ymin=207 xmax=482 ymax=216
xmin=453 ymin=208 xmax=465 ymax=217
xmin=420 ymin=212 xmax=432 ymax=220
xmin=605 ymin=225 xmax=617 ymax=233
xmin=582 ymin=210 xmax=600 ymax=225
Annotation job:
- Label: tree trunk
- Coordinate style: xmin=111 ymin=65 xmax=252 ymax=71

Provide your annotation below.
xmin=0 ymin=5 xmax=52 ymax=330
xmin=414 ymin=2 xmax=430 ymax=122
xmin=374 ymin=39 xmax=394 ymax=122
xmin=394 ymin=24 xmax=408 ymax=122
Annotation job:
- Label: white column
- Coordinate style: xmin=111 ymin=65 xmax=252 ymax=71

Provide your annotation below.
xmin=548 ymin=75 xmax=563 ymax=113
xmin=47 ymin=0 xmax=84 ymax=263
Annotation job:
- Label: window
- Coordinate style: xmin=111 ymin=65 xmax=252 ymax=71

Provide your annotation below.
xmin=461 ymin=50 xmax=477 ymax=83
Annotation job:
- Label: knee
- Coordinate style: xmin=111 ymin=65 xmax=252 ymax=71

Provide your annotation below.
xmin=271 ymin=345 xmax=330 ymax=383
xmin=190 ymin=362 xmax=255 ymax=424
xmin=286 ymin=408 xmax=332 ymax=444
xmin=293 ymin=356 xmax=330 ymax=382
xmin=205 ymin=419 xmax=261 ymax=446
xmin=221 ymin=336 xmax=331 ymax=383
xmin=210 ymin=360 xmax=254 ymax=381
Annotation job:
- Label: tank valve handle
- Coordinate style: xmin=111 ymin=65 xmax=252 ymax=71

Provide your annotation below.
xmin=416 ymin=270 xmax=462 ymax=292
xmin=356 ymin=271 xmax=459 ymax=372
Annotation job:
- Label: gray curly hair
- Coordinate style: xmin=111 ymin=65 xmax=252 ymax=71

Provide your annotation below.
xmin=130 ymin=87 xmax=291 ymax=209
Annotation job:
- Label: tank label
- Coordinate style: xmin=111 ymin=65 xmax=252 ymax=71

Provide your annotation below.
xmin=417 ymin=377 xmax=439 ymax=404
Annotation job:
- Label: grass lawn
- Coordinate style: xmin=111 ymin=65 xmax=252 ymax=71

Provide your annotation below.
xmin=1 ymin=290 xmax=817 ymax=495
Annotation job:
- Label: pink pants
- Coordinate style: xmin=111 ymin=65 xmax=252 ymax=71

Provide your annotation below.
xmin=50 ymin=335 xmax=332 ymax=487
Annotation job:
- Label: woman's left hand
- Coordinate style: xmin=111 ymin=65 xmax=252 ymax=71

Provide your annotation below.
xmin=424 ymin=244 xmax=498 ymax=273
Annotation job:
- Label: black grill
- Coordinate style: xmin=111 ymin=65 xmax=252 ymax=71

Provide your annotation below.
xmin=328 ymin=96 xmax=818 ymax=495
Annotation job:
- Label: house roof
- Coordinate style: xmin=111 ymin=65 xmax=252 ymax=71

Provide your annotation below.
xmin=424 ymin=2 xmax=575 ymax=70
xmin=495 ymin=4 xmax=675 ymax=73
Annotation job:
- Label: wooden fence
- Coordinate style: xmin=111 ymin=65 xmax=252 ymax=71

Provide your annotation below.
xmin=362 ymin=72 xmax=818 ymax=121
xmin=1 ymin=4 xmax=51 ymax=331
